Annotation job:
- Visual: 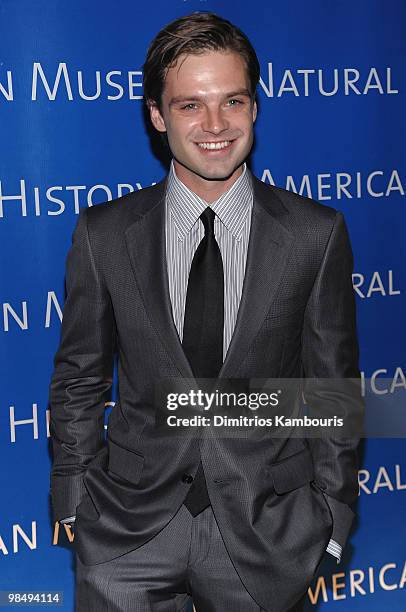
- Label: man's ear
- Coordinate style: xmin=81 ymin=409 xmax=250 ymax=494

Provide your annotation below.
xmin=252 ymin=98 xmax=258 ymax=123
xmin=149 ymin=101 xmax=167 ymax=133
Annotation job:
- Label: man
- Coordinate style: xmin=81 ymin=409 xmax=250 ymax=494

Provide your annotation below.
xmin=49 ymin=12 xmax=362 ymax=612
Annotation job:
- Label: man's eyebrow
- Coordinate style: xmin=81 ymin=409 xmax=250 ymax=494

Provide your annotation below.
xmin=168 ymin=89 xmax=252 ymax=106
xmin=224 ymin=89 xmax=252 ymax=99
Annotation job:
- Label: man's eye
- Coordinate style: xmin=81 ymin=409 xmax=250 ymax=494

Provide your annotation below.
xmin=228 ymin=99 xmax=243 ymax=106
xmin=181 ymin=103 xmax=197 ymax=110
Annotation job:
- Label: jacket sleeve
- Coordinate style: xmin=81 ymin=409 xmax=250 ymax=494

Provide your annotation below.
xmin=48 ymin=207 xmax=116 ymax=523
xmin=301 ymin=210 xmax=363 ymax=554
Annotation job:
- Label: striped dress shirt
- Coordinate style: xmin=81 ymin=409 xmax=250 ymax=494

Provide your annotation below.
xmin=165 ymin=159 xmax=252 ymax=360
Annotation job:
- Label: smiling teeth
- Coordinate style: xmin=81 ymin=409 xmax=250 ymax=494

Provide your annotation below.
xmin=198 ymin=141 xmax=232 ymax=150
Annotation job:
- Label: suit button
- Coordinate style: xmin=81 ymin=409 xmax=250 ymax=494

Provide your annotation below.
xmin=182 ymin=473 xmax=194 ymax=484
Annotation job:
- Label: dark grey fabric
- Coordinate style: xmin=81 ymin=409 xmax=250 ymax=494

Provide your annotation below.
xmin=75 ymin=503 xmax=307 ymax=612
xmin=49 ymin=170 xmax=362 ymax=612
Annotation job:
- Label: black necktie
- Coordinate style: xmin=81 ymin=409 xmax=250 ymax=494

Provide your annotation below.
xmin=182 ymin=207 xmax=224 ymax=516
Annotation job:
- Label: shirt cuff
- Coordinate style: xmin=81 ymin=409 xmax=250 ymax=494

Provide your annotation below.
xmin=60 ymin=516 xmax=76 ymax=524
xmin=326 ymin=538 xmax=342 ymax=563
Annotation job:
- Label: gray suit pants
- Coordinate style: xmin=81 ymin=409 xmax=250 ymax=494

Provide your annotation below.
xmin=75 ymin=503 xmax=306 ymax=612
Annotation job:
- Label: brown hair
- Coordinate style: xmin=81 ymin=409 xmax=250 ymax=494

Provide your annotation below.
xmin=143 ymin=12 xmax=260 ymax=111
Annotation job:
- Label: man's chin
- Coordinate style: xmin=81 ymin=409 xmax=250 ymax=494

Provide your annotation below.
xmin=183 ymin=160 xmax=244 ymax=182
xmin=202 ymin=169 xmax=240 ymax=181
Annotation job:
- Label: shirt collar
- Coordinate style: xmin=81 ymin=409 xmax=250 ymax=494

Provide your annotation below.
xmin=166 ymin=159 xmax=252 ymax=241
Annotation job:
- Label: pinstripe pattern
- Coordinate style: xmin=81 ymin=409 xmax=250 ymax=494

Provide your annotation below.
xmin=326 ymin=539 xmax=342 ymax=558
xmin=75 ymin=504 xmax=271 ymax=611
xmin=165 ymin=160 xmax=253 ymax=360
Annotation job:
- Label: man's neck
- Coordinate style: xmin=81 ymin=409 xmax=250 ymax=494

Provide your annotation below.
xmin=172 ymin=159 xmax=244 ymax=204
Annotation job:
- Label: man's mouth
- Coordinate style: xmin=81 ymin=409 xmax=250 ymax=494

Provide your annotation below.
xmin=195 ymin=139 xmax=235 ymax=151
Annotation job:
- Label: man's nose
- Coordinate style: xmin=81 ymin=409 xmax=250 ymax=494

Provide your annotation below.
xmin=201 ymin=107 xmax=229 ymax=134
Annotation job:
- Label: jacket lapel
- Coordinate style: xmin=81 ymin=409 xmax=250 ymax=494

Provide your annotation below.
xmin=124 ymin=178 xmax=194 ymax=378
xmin=124 ymin=171 xmax=294 ymax=380
xmin=219 ymin=173 xmax=294 ymax=377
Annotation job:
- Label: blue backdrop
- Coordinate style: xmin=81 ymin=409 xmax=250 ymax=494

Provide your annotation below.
xmin=1 ymin=0 xmax=405 ymax=609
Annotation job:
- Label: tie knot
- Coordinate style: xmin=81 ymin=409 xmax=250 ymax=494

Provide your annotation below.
xmin=200 ymin=206 xmax=216 ymax=236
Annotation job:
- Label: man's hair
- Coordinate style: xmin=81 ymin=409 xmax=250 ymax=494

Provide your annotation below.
xmin=142 ymin=12 xmax=260 ymax=111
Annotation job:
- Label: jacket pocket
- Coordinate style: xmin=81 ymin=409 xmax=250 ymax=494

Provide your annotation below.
xmin=76 ymin=477 xmax=101 ymax=522
xmin=107 ymin=437 xmax=145 ymax=485
xmin=267 ymin=446 xmax=314 ymax=494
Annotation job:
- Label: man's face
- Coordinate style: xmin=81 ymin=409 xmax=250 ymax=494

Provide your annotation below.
xmin=149 ymin=50 xmax=257 ymax=186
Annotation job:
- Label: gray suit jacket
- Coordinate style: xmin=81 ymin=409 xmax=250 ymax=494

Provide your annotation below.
xmin=49 ymin=170 xmax=362 ymax=612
